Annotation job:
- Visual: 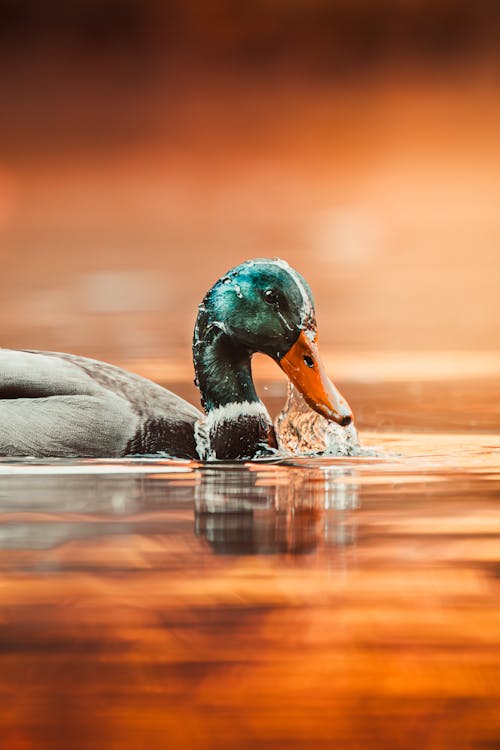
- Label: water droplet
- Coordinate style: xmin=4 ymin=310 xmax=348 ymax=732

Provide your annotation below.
xmin=275 ymin=383 xmax=360 ymax=456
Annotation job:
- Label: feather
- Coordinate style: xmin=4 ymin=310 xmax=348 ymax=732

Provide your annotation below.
xmin=0 ymin=349 xmax=202 ymax=458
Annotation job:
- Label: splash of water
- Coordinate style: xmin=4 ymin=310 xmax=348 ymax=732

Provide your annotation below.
xmin=275 ymin=383 xmax=362 ymax=456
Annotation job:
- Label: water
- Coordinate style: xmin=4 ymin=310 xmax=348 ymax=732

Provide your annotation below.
xmin=0 ymin=381 xmax=498 ymax=749
xmin=275 ymin=382 xmax=362 ymax=455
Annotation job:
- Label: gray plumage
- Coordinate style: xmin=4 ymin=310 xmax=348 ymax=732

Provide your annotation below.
xmin=0 ymin=349 xmax=202 ymax=458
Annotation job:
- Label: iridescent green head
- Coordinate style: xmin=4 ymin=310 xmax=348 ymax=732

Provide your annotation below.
xmin=193 ymin=258 xmax=351 ymax=430
xmin=195 ymin=258 xmax=315 ymax=362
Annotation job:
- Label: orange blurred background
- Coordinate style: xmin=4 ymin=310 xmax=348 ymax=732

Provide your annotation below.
xmin=0 ymin=0 xmax=499 ymax=369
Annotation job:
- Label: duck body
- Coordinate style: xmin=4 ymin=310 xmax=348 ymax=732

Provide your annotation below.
xmin=0 ymin=259 xmax=352 ymax=460
xmin=0 ymin=349 xmax=202 ymax=458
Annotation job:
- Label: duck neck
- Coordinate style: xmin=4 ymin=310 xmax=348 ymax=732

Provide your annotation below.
xmin=193 ymin=329 xmax=277 ymax=459
xmin=194 ymin=331 xmax=259 ymax=411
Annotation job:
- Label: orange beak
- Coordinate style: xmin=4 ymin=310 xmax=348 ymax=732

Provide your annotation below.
xmin=278 ymin=330 xmax=353 ymax=426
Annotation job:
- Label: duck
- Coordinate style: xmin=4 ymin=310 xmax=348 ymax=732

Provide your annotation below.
xmin=0 ymin=258 xmax=352 ymax=460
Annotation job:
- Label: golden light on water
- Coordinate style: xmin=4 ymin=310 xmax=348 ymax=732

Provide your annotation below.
xmin=0 ymin=451 xmax=498 ymax=749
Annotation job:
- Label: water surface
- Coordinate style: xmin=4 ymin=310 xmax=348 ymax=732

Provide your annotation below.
xmin=0 ymin=385 xmax=498 ymax=750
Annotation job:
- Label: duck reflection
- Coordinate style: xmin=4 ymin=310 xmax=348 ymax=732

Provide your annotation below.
xmin=194 ymin=463 xmax=359 ymax=555
xmin=0 ymin=469 xmax=198 ymax=551
xmin=0 ymin=461 xmax=359 ymax=557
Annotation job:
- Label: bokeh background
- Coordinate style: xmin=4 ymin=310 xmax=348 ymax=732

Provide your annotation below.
xmin=0 ymin=1 xmax=499 ymax=387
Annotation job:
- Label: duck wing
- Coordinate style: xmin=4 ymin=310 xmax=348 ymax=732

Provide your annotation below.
xmin=0 ymin=349 xmax=203 ymax=458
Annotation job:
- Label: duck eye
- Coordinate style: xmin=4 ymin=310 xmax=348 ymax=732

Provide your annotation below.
xmin=263 ymin=289 xmax=279 ymax=305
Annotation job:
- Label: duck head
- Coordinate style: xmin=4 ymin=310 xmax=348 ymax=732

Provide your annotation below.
xmin=193 ymin=258 xmax=352 ymax=459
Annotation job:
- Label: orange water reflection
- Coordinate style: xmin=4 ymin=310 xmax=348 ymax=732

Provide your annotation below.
xmin=0 ymin=428 xmax=498 ymax=750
